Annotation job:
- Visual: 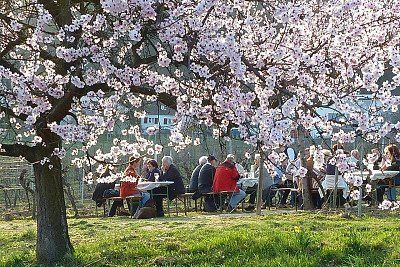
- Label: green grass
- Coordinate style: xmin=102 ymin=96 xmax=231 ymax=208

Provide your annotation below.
xmin=0 ymin=212 xmax=399 ymax=267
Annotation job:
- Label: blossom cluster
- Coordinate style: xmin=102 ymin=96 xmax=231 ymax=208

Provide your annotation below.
xmin=1 ymin=0 xmax=400 ymax=182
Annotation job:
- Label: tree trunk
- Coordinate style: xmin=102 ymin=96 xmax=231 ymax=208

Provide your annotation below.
xmin=256 ymin=150 xmax=265 ymax=215
xmin=33 ymin=156 xmax=73 ymax=264
xmin=302 ymin=173 xmax=313 ymax=210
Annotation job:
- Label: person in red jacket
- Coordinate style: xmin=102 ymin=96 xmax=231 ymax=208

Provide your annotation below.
xmin=213 ymin=154 xmax=246 ymax=211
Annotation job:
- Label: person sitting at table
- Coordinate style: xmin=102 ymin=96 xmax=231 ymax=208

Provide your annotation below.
xmin=377 ymin=144 xmax=400 ymax=203
xmin=212 ymin=154 xmax=246 ymax=212
xmin=152 ymin=156 xmax=185 ymax=217
xmin=348 ymin=149 xmax=361 ymax=169
xmin=141 ymin=157 xmax=150 ymax=177
xmin=326 ymin=144 xmax=344 ymax=175
xmin=369 ymin=148 xmax=384 ymax=170
xmin=109 ymin=157 xmax=151 ymax=217
xmin=323 ymin=144 xmax=347 ymax=206
xmin=146 ymin=159 xmax=161 ymax=182
xmin=92 ymin=165 xmax=117 ymax=208
xmin=197 ymin=155 xmax=218 ymax=211
xmin=262 ymin=164 xmax=286 ymax=208
xmin=188 ymin=156 xmax=208 ymax=193
xmin=306 ymin=147 xmax=323 ymax=209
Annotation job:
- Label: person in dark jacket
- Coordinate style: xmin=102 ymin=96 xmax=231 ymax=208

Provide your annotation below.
xmin=146 ymin=159 xmax=161 ymax=182
xmin=188 ymin=156 xmax=208 ymax=193
xmin=152 ymin=156 xmax=185 ymax=217
xmin=197 ymin=155 xmax=218 ymax=211
xmin=92 ymin=165 xmax=115 ymax=207
xmin=198 ymin=155 xmax=218 ymax=194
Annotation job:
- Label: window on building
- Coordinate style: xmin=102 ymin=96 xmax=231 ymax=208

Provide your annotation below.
xmin=163 ymin=118 xmax=168 ymax=125
xmin=144 ymin=117 xmax=148 ymax=124
xmin=155 ymin=118 xmax=159 ymax=124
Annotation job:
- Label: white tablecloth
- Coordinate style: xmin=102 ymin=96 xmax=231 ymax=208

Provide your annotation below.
xmin=237 ymin=178 xmax=258 ymax=188
xmin=351 ymin=170 xmax=399 ymax=181
xmin=137 ymin=181 xmax=174 ymax=191
xmin=319 ymin=175 xmax=349 ymax=198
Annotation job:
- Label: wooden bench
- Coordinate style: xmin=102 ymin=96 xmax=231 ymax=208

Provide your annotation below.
xmin=174 ymin=193 xmax=196 ymax=216
xmin=198 ymin=191 xmax=245 ymax=213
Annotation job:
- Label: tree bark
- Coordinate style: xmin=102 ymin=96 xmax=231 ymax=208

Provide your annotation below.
xmin=300 ymin=151 xmax=313 ymax=210
xmin=33 ymin=156 xmax=73 ymax=264
xmin=256 ymin=150 xmax=265 ymax=215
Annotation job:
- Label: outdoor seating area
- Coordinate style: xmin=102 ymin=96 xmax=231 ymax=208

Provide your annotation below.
xmin=92 ymin=144 xmax=400 ymax=219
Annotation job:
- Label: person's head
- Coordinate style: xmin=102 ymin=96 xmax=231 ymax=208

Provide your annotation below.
xmin=142 ymin=157 xmax=149 ymax=169
xmin=225 ymin=154 xmax=236 ymax=164
xmin=129 ymin=156 xmax=141 ymax=168
xmin=162 ymin=156 xmax=173 ymax=170
xmin=147 ymin=159 xmax=158 ymax=172
xmin=207 ymin=155 xmax=217 ymax=166
xmin=351 ymin=149 xmax=360 ymax=160
xmin=384 ymin=144 xmax=400 ymax=162
xmin=332 ymin=143 xmax=344 ymax=152
xmin=322 ymin=149 xmax=332 ymax=160
xmin=371 ymin=148 xmax=380 ymax=155
xmin=198 ymin=156 xmax=208 ymax=166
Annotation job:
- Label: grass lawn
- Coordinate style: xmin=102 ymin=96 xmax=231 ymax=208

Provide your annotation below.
xmin=0 ymin=212 xmax=399 ymax=267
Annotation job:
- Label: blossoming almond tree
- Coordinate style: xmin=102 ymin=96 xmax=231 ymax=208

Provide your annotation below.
xmin=1 ymin=0 xmax=400 ymax=263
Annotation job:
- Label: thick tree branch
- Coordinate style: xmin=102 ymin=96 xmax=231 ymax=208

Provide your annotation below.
xmin=0 ymin=143 xmax=37 ymax=162
xmin=0 ymin=105 xmax=28 ymax=121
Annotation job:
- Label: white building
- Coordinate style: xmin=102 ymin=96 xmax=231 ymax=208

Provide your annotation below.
xmin=140 ymin=103 xmax=175 ymax=134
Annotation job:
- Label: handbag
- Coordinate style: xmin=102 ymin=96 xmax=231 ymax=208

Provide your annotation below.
xmin=120 ymin=181 xmax=138 ymax=198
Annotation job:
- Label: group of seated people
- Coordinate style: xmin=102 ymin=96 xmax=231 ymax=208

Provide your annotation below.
xmin=188 ymin=154 xmax=247 ymax=212
xmin=188 ymin=151 xmax=301 ymax=212
xmin=305 ymin=143 xmax=400 ymax=206
xmin=92 ymin=142 xmax=400 ymax=218
xmin=92 ymin=155 xmax=186 ymax=217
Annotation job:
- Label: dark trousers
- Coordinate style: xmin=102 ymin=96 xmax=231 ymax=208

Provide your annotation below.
xmin=377 ymin=185 xmax=387 ymax=203
xmin=152 ymin=187 xmax=168 ymax=216
xmin=263 ymin=180 xmax=293 ymax=205
xmin=311 ymin=190 xmax=322 ymax=209
xmin=109 ymin=199 xmax=131 ymax=217
xmin=280 ymin=180 xmax=293 ymax=205
xmin=265 ymin=180 xmax=293 ymax=205
xmin=246 ymin=185 xmax=257 ymax=205
xmin=203 ymin=194 xmax=219 ymax=212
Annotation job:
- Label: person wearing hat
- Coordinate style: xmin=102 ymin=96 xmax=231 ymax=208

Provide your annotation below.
xmin=197 ymin=155 xmax=219 ymax=211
